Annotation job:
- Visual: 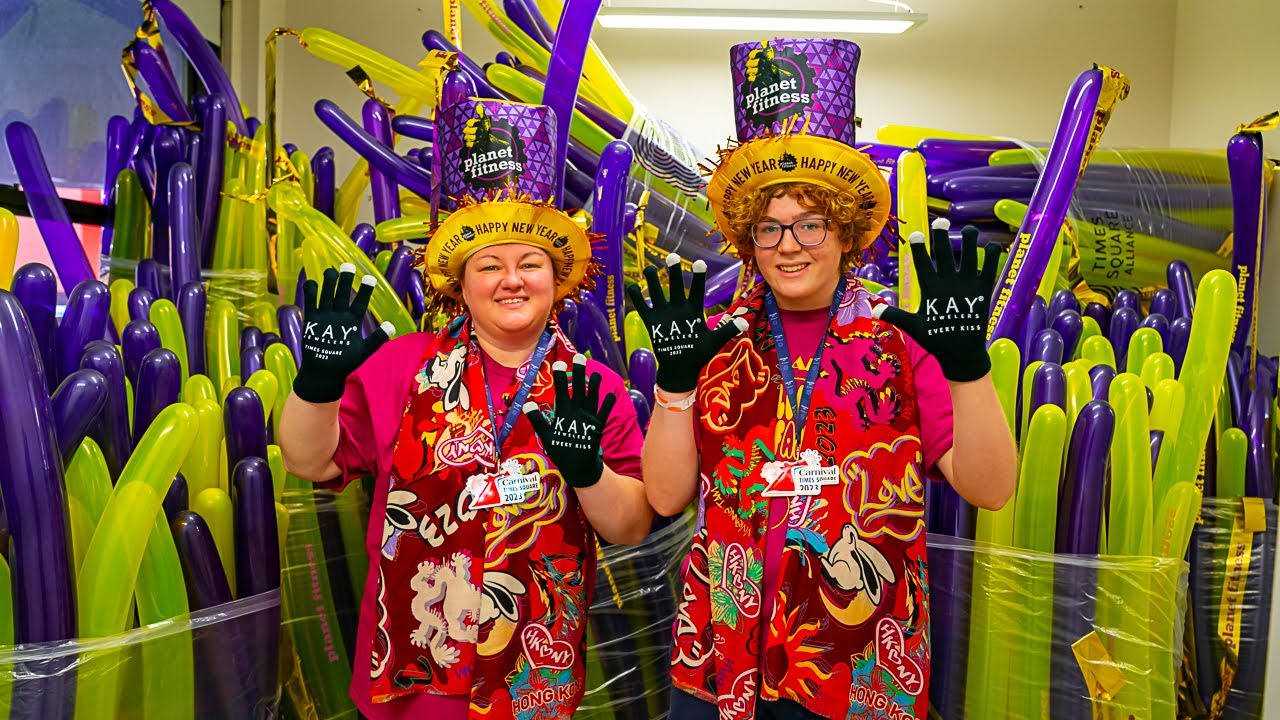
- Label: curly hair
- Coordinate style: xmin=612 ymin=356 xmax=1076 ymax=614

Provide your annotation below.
xmin=721 ymin=182 xmax=876 ymax=273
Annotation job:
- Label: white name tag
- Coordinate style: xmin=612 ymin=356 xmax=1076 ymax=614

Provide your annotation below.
xmin=761 ymin=454 xmax=840 ymax=498
xmin=467 ymin=459 xmax=542 ymax=510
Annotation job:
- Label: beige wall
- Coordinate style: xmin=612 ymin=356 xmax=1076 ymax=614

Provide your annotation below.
xmin=1170 ymin=0 xmax=1280 ymax=150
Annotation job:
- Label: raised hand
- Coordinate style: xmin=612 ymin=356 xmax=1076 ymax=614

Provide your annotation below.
xmin=524 ymin=355 xmax=616 ymax=488
xmin=292 ymin=263 xmax=395 ymax=403
xmin=625 ymin=253 xmax=747 ymax=394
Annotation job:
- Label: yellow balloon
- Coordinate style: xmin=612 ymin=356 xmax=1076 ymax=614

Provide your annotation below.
xmin=623 ymin=311 xmax=652 ymax=356
xmin=876 ymin=124 xmax=998 ymax=146
xmin=1106 ymin=373 xmax=1153 ymax=556
xmin=299 ymin=27 xmax=439 ymax=99
xmin=193 ymin=487 xmax=236 ymax=597
xmin=65 ymin=438 xmax=112 ymax=577
xmin=268 ymin=446 xmax=286 ymax=504
xmin=895 ymin=150 xmax=928 ymax=313
xmin=264 ymin=343 xmax=297 ymax=439
xmin=182 ymin=399 xmax=224 ymax=498
xmin=109 ymin=279 xmax=135 ymax=337
xmin=1139 ymin=352 xmax=1176 ymax=389
xmin=268 ymin=182 xmax=415 ymax=335
xmin=206 ymin=298 xmax=240 ymax=391
xmin=375 ymin=215 xmax=433 ymax=244
xmin=245 ymin=370 xmax=279 ymax=429
xmin=0 ymin=208 xmax=16 ymax=291
xmin=1124 ymin=327 xmax=1162 ymax=375
xmin=1081 ymin=335 xmax=1117 ymax=370
xmin=149 ymin=299 xmax=189 ymax=383
xmin=78 ymin=402 xmax=198 ymax=638
xmin=182 ymin=374 xmax=218 ymax=406
xmin=988 ymin=338 xmax=1021 ymax=436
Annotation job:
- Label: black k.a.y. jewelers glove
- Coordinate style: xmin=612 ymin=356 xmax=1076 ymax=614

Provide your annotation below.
xmin=625 ymin=253 xmax=748 ymax=394
xmin=873 ymin=220 xmax=1001 ymax=382
xmin=292 ymin=263 xmax=395 ymax=403
xmin=523 ymin=355 xmax=616 ymax=488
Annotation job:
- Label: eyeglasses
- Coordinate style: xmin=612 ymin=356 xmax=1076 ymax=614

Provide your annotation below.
xmin=751 ymin=218 xmax=831 ymax=248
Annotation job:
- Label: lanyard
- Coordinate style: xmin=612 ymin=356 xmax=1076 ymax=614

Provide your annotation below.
xmin=763 ymin=279 xmax=846 ymax=442
xmin=479 ymin=329 xmax=553 ymax=461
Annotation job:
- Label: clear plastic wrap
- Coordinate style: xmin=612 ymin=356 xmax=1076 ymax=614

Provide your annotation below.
xmin=98 ymin=255 xmax=271 ymax=323
xmin=927 ymin=533 xmax=1189 ymax=720
xmin=1182 ymin=497 xmax=1277 ymax=720
xmin=0 ymin=589 xmax=280 ymax=718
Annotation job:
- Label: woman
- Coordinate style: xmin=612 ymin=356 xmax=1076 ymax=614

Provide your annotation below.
xmin=280 ymin=98 xmax=652 ymax=720
xmin=629 ymin=38 xmax=1017 ymax=719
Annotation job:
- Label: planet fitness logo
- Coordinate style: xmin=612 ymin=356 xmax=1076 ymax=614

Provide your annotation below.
xmin=461 ymin=105 xmax=526 ymax=190
xmin=739 ymin=42 xmax=816 ymax=128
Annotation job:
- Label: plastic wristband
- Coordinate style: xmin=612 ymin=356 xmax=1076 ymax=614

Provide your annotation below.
xmin=654 ymin=390 xmax=697 ymax=412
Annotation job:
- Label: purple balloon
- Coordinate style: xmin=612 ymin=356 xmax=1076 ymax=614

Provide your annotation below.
xmin=988 ymin=67 xmax=1106 ymax=344
xmin=1048 ymin=289 xmax=1079 ymax=318
xmin=1031 ymin=328 xmax=1065 ymax=365
xmin=150 ymin=127 xmax=183 ymax=267
xmin=1112 ymin=289 xmax=1140 ymax=314
xmin=440 ymin=68 xmax=476 ymax=110
xmin=1168 ymin=316 xmax=1192 ymax=374
xmin=575 ymin=289 xmax=628 ymax=378
xmin=130 ymin=40 xmax=192 ymax=123
xmin=519 ymin=63 xmax=631 ymax=141
xmin=945 ymin=198 xmax=1000 ymax=224
xmin=1226 ymin=351 xmax=1246 ymax=429
xmin=628 ymin=348 xmax=657 ymax=410
xmin=919 ymin=138 xmax=1018 ymax=168
xmin=177 ymin=282 xmax=207 ymax=376
xmin=172 ymin=511 xmax=232 ymax=609
xmin=502 ymin=0 xmax=552 ymax=47
xmin=1228 ymin=131 xmax=1266 ymax=355
xmin=495 ymin=51 xmax=518 ymax=67
xmin=1050 ymin=309 xmax=1084 ymax=360
xmin=163 ymin=474 xmax=188 ymax=521
xmin=1167 ymin=260 xmax=1196 ymax=320
xmin=241 ymin=345 xmax=265 ymax=381
xmin=407 ymin=272 xmax=427 ymax=321
xmin=1078 ymin=202 xmax=1227 ymax=251
xmin=384 ymin=245 xmax=415 ymax=301
xmin=705 ymin=264 xmax=745 ymax=308
xmin=240 ymin=327 xmax=263 ymax=354
xmin=928 ymin=163 xmax=1041 ymax=198
xmin=12 ymin=263 xmax=59 ymax=390
xmin=1019 ymin=297 xmax=1049 ymax=368
xmin=1140 ymin=312 xmax=1170 ymax=349
xmin=362 ymin=99 xmax=401 ymax=224
xmin=1148 ymin=429 xmax=1165 ymax=470
xmin=310 ymin=146 xmax=336 ymax=221
xmin=122 ymin=319 xmax=162 ymax=388
xmin=628 ymin=388 xmax=651 ymax=433
xmin=0 ymin=291 xmax=77 ymax=644
xmin=1057 ymin=400 xmax=1115 ymax=554
xmin=1083 ymin=302 xmax=1110 ymax=338
xmin=1245 ymin=390 xmax=1274 ymax=498
xmin=542 ymin=0 xmax=602 ymax=208
xmin=168 ymin=163 xmax=200 ymax=295
xmin=351 ymin=223 xmax=380 ymax=258
xmin=151 ymin=0 xmax=249 ymax=134
xmin=1030 ymin=362 xmax=1067 ymax=412
xmin=101 ymin=115 xmax=132 ymax=255
xmin=232 ymin=457 xmax=280 ymax=597
xmin=314 ymin=100 xmax=433 ymax=197
xmin=1089 ymin=364 xmax=1116 ymax=401
xmin=877 ymin=288 xmax=899 ymax=306
xmin=135 ymin=258 xmax=165 ymax=300
xmin=51 ymin=369 xmax=108 ymax=464
xmin=591 ymin=141 xmax=632 ymax=358
xmin=857 ymin=264 xmax=884 ymax=283
xmin=277 ymin=305 xmax=303 ymax=369
xmin=1150 ymin=288 xmax=1177 ymax=320
xmin=556 ymin=299 xmax=579 ymax=340
xmin=80 ymin=341 xmax=132 ymax=477
xmin=1109 ymin=306 xmax=1140 ymax=370
xmin=224 ymin=387 xmax=268 ymax=470
xmin=132 ymin=348 xmax=181 ymax=444
xmin=57 ymin=280 xmax=111 ymax=383
xmin=128 ymin=286 xmax=156 ymax=323
xmin=390 ymin=114 xmax=435 ymax=143
xmin=4 ymin=123 xmax=96 ymax=291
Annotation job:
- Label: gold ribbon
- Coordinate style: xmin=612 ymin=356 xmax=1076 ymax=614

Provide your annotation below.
xmin=1236 ymin=111 xmax=1280 ymax=135
xmin=444 ymin=0 xmax=463 ymax=49
xmin=120 ymin=2 xmax=196 ymax=127
xmin=1078 ymin=65 xmax=1131 ymax=184
xmin=1072 ymin=630 xmax=1129 ymax=710
xmin=1209 ymin=498 xmax=1266 ymax=717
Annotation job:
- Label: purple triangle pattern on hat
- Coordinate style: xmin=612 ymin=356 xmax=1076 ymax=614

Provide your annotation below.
xmin=438 ymin=99 xmax=559 ymax=203
xmin=730 ymin=38 xmax=861 ymax=146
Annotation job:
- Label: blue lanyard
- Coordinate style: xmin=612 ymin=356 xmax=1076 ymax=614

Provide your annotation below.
xmin=479 ymin=329 xmax=554 ymax=460
xmin=763 ymin=279 xmax=846 ymax=441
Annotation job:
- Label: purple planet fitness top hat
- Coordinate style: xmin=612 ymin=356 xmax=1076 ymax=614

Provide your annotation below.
xmin=437 ymin=98 xmax=559 ymax=202
xmin=730 ymin=38 xmax=862 ymax=145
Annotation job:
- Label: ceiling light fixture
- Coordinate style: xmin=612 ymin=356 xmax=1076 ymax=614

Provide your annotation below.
xmin=596 ymin=2 xmax=927 ymax=35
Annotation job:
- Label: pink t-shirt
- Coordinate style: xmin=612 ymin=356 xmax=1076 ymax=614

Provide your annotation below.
xmin=759 ymin=307 xmax=955 ymax=622
xmin=327 ymin=331 xmax=645 ymax=719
